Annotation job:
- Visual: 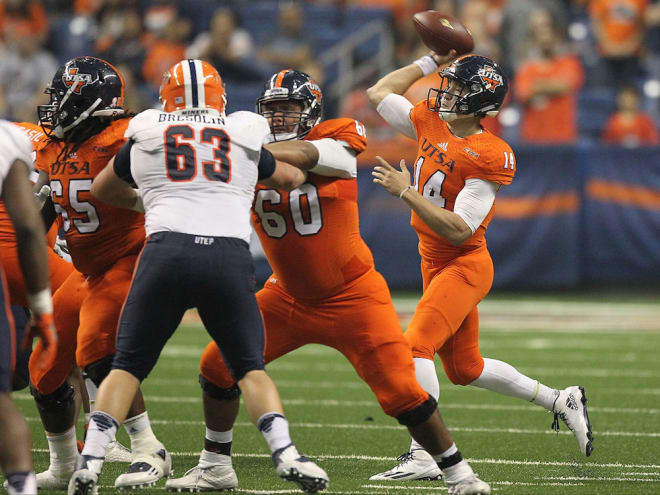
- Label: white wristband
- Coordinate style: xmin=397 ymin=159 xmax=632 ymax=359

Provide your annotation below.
xmin=27 ymin=288 xmax=53 ymax=315
xmin=413 ymin=55 xmax=439 ymax=76
xmin=133 ymin=189 xmax=145 ymax=213
xmin=399 ymin=185 xmax=413 ymax=199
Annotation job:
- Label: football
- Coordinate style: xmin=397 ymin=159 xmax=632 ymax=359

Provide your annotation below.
xmin=412 ymin=10 xmax=474 ymax=56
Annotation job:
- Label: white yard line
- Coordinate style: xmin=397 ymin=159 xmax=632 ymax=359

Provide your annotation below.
xmin=30 ymin=448 xmax=660 ymax=471
xmin=15 ymin=394 xmax=660 ymax=415
xmin=23 ymin=416 xmax=660 ymax=438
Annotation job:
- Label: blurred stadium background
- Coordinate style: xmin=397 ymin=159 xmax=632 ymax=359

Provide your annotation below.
xmin=2 ymin=1 xmax=660 ymax=493
xmin=2 ymin=0 xmax=659 ymax=291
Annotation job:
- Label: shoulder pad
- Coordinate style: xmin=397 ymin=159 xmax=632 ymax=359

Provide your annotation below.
xmin=125 ymin=109 xmax=162 ymax=141
xmin=225 ymin=111 xmax=270 ymax=151
xmin=306 ymin=118 xmax=367 ymax=154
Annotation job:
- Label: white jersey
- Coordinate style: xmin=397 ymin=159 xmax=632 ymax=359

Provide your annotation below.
xmin=125 ymin=109 xmax=271 ymax=241
xmin=0 ymin=120 xmax=33 ymax=195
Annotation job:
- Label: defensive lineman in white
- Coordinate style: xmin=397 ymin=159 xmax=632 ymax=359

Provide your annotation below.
xmin=68 ymin=59 xmax=329 ymax=495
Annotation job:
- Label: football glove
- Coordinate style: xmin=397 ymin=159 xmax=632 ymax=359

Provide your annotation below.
xmin=53 ymin=236 xmax=72 ymax=263
xmin=35 ymin=184 xmax=51 ymax=209
xmin=22 ymin=313 xmax=58 ymax=373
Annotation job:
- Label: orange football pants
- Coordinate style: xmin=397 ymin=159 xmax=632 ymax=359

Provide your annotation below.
xmin=404 ymin=247 xmax=493 ymax=385
xmin=0 ymin=242 xmax=74 ymax=307
xmin=29 ymin=254 xmax=138 ymax=394
xmin=201 ymin=269 xmax=429 ymax=418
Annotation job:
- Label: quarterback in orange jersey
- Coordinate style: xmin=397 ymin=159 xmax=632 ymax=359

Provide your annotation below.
xmin=28 ymin=56 xmax=169 ymax=490
xmin=165 ymin=69 xmax=489 ymax=495
xmin=367 ymin=52 xmax=594 ymax=480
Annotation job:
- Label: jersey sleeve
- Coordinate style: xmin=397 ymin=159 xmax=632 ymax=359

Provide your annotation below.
xmin=409 ymin=100 xmax=430 ymax=140
xmin=0 ymin=121 xmax=35 ymax=182
xmin=305 ymin=118 xmax=367 ymax=154
xmin=464 ymin=139 xmax=516 ymax=185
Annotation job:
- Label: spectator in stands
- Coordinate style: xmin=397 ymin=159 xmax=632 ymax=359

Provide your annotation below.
xmin=461 ymin=0 xmax=502 ymax=61
xmin=602 ymin=85 xmax=660 ymax=146
xmin=0 ymin=0 xmax=48 ymax=44
xmin=498 ymin=0 xmax=567 ymax=75
xmin=142 ymin=2 xmax=190 ymax=89
xmin=258 ymin=3 xmax=316 ymax=70
xmin=97 ymin=9 xmax=146 ymax=80
xmin=589 ymin=0 xmax=649 ymax=88
xmin=514 ymin=9 xmax=584 ymax=143
xmin=0 ymin=28 xmax=57 ymax=121
xmin=186 ymin=7 xmax=265 ymax=85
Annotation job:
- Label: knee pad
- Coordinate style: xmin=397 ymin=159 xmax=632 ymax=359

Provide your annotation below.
xmin=396 ymin=395 xmax=437 ymax=427
xmin=199 ymin=374 xmax=241 ymax=401
xmin=84 ymin=355 xmax=114 ymax=387
xmin=29 ymin=381 xmax=74 ymax=413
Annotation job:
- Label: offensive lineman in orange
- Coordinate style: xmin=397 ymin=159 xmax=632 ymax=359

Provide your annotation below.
xmin=30 ymin=56 xmax=169 ymax=490
xmin=165 ymin=69 xmax=490 ymax=495
xmin=366 ymin=52 xmax=594 ymax=481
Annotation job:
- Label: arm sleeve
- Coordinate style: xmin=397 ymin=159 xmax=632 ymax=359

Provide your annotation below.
xmin=257 ymin=147 xmax=276 ymax=180
xmin=453 ymin=178 xmax=499 ymax=234
xmin=376 ymin=93 xmax=417 ymax=140
xmin=308 ymin=138 xmax=357 ymax=178
xmin=113 ymin=139 xmax=136 ymax=186
xmin=0 ymin=122 xmax=34 ymax=182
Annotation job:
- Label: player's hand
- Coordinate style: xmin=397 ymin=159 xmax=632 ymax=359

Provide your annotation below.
xmin=372 ymin=156 xmax=412 ymax=198
xmin=430 ymin=49 xmax=457 ymax=67
xmin=35 ymin=185 xmax=51 ymax=209
xmin=53 ymin=236 xmax=72 ymax=263
xmin=22 ymin=313 xmax=58 ymax=372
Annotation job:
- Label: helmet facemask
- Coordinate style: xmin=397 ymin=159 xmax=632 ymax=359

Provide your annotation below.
xmin=257 ymin=94 xmax=310 ymax=142
xmin=427 ymin=74 xmax=486 ymax=122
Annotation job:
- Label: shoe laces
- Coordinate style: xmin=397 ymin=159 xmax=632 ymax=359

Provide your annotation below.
xmin=395 ymin=451 xmax=415 ymax=465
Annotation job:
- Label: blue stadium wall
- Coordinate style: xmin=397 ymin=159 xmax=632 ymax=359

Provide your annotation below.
xmin=355 ymin=145 xmax=660 ymax=290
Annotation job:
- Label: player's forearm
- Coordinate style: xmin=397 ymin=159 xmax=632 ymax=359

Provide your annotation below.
xmin=3 ymin=163 xmax=49 ymax=292
xmin=367 ymin=64 xmax=424 ymax=107
xmin=265 ymin=141 xmax=319 ymax=170
xmin=401 ymin=189 xmax=473 ymax=246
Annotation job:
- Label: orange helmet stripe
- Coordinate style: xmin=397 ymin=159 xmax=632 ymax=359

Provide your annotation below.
xmin=274 ymin=70 xmax=288 ymax=88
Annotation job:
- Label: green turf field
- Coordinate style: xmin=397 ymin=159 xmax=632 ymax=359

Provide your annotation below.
xmin=6 ymin=293 xmax=660 ymax=494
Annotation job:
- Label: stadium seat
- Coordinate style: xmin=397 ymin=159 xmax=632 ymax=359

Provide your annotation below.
xmin=577 ymin=88 xmax=617 ymax=141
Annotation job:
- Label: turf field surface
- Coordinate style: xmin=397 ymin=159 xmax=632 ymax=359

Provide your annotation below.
xmin=6 ymin=292 xmax=660 ymax=494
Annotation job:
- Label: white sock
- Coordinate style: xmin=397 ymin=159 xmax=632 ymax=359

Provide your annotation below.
xmin=440 ymin=459 xmax=474 ymax=484
xmin=256 ymin=413 xmax=291 ymax=453
xmin=199 ymin=449 xmax=231 ymax=468
xmin=45 ymin=426 xmax=78 ymax=473
xmin=470 ymin=358 xmax=558 ymax=410
xmin=410 ymin=357 xmax=439 ymax=452
xmin=124 ymin=411 xmax=160 ymax=452
xmin=82 ymin=411 xmax=118 ymax=459
xmin=206 ymin=427 xmax=232 ymax=444
xmin=6 ymin=471 xmax=36 ymax=495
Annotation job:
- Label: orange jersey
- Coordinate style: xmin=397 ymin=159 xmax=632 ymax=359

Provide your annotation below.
xmin=409 ymin=101 xmax=515 ymax=261
xmin=0 ymin=122 xmax=49 ymax=244
xmin=35 ymin=119 xmax=145 ymax=276
xmin=252 ymin=118 xmax=370 ymax=301
xmin=602 ymin=112 xmax=660 ymax=146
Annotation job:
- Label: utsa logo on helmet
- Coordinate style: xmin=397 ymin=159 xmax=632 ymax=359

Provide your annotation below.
xmin=62 ymin=67 xmax=94 ymax=95
xmin=478 ymin=66 xmax=503 ymax=93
